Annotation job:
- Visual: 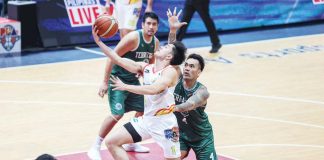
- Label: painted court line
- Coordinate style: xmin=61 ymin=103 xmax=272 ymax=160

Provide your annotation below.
xmin=1 ymin=79 xmax=324 ymax=106
xmin=210 ymin=90 xmax=324 ymax=105
xmin=218 ymin=144 xmax=324 ymax=149
xmin=75 ymin=46 xmax=105 ymax=56
xmin=0 ymin=100 xmax=104 ymax=107
xmin=1 ymin=33 xmax=323 ymax=70
xmin=1 ymin=79 xmax=323 ymax=106
xmin=0 ymin=80 xmax=98 ymax=86
xmin=0 ymin=57 xmax=105 ymax=70
xmin=193 ymin=33 xmax=324 ymax=50
xmin=208 ymin=112 xmax=324 ymax=129
xmin=217 ymin=153 xmax=240 ymax=160
xmin=1 ymin=98 xmax=323 ymax=129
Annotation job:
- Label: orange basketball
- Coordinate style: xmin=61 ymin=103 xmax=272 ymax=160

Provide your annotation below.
xmin=94 ymin=14 xmax=118 ymax=38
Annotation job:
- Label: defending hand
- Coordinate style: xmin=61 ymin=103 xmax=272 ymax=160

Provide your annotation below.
xmin=167 ymin=7 xmax=187 ymax=32
xmin=110 ymin=76 xmax=127 ymax=91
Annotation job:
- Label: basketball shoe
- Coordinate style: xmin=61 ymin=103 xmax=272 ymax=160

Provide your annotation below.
xmin=122 ymin=143 xmax=150 ymax=153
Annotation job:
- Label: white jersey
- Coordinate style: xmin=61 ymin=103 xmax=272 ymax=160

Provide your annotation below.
xmin=142 ymin=64 xmax=176 ymax=116
xmin=114 ymin=0 xmax=142 ymax=30
xmin=129 ymin=64 xmax=180 ymax=158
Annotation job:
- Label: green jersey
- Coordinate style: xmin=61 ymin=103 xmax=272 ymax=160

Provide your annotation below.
xmin=111 ymin=30 xmax=155 ymax=83
xmin=173 ymin=78 xmax=213 ymax=142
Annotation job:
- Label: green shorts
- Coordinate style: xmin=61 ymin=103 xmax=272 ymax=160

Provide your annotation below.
xmin=108 ymin=80 xmax=144 ymax=115
xmin=180 ymin=134 xmax=218 ymax=160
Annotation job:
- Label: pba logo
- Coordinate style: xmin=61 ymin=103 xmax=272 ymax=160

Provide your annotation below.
xmin=0 ymin=25 xmax=20 ymax=51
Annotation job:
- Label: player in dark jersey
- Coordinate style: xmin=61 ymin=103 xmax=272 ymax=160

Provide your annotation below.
xmin=173 ymin=53 xmax=217 ymax=160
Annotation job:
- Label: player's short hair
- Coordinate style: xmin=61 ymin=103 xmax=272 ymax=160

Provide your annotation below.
xmin=142 ymin=12 xmax=159 ymax=24
xmin=170 ymin=41 xmax=187 ymax=65
xmin=187 ymin=53 xmax=205 ymax=71
xmin=35 ymin=154 xmax=57 ymax=160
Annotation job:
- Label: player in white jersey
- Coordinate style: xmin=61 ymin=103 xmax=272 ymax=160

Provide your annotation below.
xmin=104 ymin=0 xmax=154 ymax=38
xmin=92 ymin=8 xmax=187 ymax=160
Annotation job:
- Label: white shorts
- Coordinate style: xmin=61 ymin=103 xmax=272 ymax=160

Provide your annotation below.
xmin=115 ymin=0 xmax=142 ymax=30
xmin=128 ymin=115 xmax=180 ymax=159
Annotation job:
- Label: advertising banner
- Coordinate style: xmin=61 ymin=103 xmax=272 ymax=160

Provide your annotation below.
xmin=64 ymin=0 xmax=101 ymax=27
xmin=35 ymin=0 xmax=324 ymax=48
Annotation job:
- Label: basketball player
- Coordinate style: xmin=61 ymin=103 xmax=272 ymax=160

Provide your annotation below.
xmin=158 ymin=53 xmax=218 ymax=160
xmin=87 ymin=12 xmax=159 ymax=160
xmin=92 ymin=9 xmax=187 ymax=160
xmin=99 ymin=0 xmax=154 ymax=153
xmin=103 ymin=0 xmax=154 ymax=38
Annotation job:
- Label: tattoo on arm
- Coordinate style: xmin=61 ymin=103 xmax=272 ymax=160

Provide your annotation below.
xmin=175 ymin=86 xmax=210 ymax=112
xmin=168 ymin=32 xmax=176 ymax=44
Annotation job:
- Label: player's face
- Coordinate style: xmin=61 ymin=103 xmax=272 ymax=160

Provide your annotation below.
xmin=155 ymin=44 xmax=173 ymax=58
xmin=142 ymin=17 xmax=158 ymax=36
xmin=183 ymin=58 xmax=201 ymax=81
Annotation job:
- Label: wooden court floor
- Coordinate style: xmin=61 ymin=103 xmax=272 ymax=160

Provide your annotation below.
xmin=1 ymin=34 xmax=324 ymax=160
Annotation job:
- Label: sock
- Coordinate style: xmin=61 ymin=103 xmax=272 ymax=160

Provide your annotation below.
xmin=93 ymin=136 xmax=104 ymax=149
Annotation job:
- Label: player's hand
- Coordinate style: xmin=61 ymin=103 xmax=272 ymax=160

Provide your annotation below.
xmin=92 ymin=25 xmax=101 ymax=43
xmin=167 ymin=7 xmax=187 ymax=32
xmin=145 ymin=6 xmax=153 ymax=13
xmin=98 ymin=82 xmax=108 ymax=98
xmin=110 ymin=76 xmax=127 ymax=91
xmin=154 ymin=104 xmax=175 ymax=116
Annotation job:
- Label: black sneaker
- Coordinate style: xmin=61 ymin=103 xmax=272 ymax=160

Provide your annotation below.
xmin=210 ymin=44 xmax=222 ymax=53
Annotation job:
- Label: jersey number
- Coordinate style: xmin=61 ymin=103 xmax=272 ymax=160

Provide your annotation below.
xmin=210 ymin=152 xmax=214 ymax=160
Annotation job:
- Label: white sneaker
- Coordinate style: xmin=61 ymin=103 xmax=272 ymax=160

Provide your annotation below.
xmin=122 ymin=143 xmax=150 ymax=153
xmin=87 ymin=147 xmax=102 ymax=160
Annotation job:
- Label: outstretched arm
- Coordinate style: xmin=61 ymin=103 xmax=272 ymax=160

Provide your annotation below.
xmin=145 ymin=0 xmax=154 ymax=12
xmin=92 ymin=27 xmax=144 ymax=74
xmin=167 ymin=7 xmax=187 ymax=44
xmin=98 ymin=58 xmax=113 ymax=98
xmin=175 ymin=86 xmax=210 ymax=112
xmin=110 ymin=67 xmax=178 ymax=95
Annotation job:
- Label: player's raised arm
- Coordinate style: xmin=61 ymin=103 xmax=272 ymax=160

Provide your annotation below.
xmin=145 ymin=0 xmax=154 ymax=12
xmin=167 ymin=7 xmax=187 ymax=44
xmin=92 ymin=26 xmax=144 ymax=74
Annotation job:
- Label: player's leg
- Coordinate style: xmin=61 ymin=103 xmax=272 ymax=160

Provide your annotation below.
xmin=192 ymin=135 xmax=218 ymax=160
xmin=105 ymin=126 xmax=134 ymax=159
xmin=154 ymin=128 xmax=181 ymax=160
xmin=87 ymin=88 xmax=128 ymax=160
xmin=177 ymin=1 xmax=196 ymax=41
xmin=116 ymin=0 xmax=142 ymax=38
xmin=179 ymin=137 xmax=190 ymax=159
xmin=122 ymin=92 xmax=150 ymax=153
xmin=106 ymin=116 xmax=151 ymax=159
xmin=149 ymin=116 xmax=181 ymax=160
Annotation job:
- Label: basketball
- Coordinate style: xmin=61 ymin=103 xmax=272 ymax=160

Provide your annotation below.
xmin=94 ymin=14 xmax=118 ymax=38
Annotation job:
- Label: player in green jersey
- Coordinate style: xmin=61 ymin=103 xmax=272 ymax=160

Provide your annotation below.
xmin=173 ymin=53 xmax=217 ymax=160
